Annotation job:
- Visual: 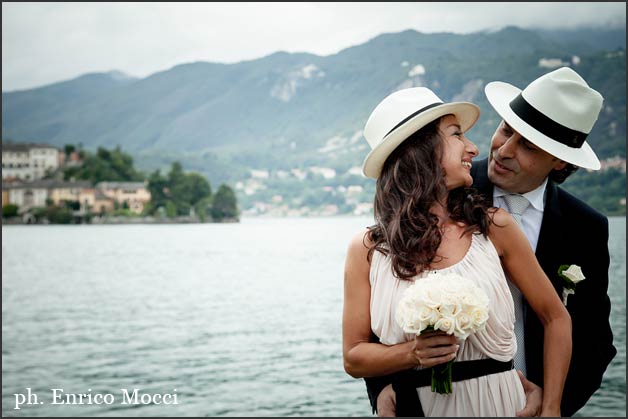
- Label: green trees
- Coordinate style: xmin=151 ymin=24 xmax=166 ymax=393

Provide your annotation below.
xmin=64 ymin=144 xmax=76 ymax=156
xmin=563 ymin=168 xmax=626 ymax=215
xmin=2 ymin=204 xmax=19 ymax=218
xmin=146 ymin=161 xmax=238 ymax=221
xmin=63 ymin=145 xmax=143 ymax=182
xmin=58 ymin=144 xmax=239 ymax=222
xmin=146 ymin=161 xmax=212 ymax=217
xmin=211 ymin=184 xmax=238 ymax=220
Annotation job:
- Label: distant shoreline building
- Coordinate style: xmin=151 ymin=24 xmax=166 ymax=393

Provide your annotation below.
xmin=95 ymin=181 xmax=151 ymax=214
xmin=2 ymin=179 xmax=151 ymax=215
xmin=2 ymin=142 xmax=61 ymax=181
xmin=2 ymin=142 xmax=152 ymax=215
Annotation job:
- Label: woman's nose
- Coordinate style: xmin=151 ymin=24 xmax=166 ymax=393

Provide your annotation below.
xmin=465 ymin=137 xmax=479 ymax=157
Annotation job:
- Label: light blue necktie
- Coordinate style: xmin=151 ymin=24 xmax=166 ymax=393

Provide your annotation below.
xmin=502 ymin=194 xmax=531 ymax=375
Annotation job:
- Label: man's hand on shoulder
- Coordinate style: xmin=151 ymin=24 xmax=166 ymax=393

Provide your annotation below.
xmin=516 ymin=370 xmax=542 ymax=417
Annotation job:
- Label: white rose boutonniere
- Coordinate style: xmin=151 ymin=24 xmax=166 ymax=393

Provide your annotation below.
xmin=558 ymin=264 xmax=585 ymax=306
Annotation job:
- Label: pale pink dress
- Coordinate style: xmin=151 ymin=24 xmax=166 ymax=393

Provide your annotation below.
xmin=370 ymin=233 xmax=526 ymax=416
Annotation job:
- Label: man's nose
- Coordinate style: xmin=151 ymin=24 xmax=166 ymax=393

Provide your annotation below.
xmin=497 ymin=135 xmax=519 ymax=159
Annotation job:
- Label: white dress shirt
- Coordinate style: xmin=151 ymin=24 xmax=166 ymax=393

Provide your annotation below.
xmin=493 ymin=178 xmax=548 ymax=252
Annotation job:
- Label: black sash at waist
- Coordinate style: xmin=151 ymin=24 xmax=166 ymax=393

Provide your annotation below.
xmin=392 ymin=358 xmax=514 ymax=417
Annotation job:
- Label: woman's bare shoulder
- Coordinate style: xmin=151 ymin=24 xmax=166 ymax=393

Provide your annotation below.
xmin=489 ymin=207 xmax=515 ymax=227
xmin=487 ymin=207 xmax=518 ymax=255
xmin=347 ymin=228 xmax=373 ymax=255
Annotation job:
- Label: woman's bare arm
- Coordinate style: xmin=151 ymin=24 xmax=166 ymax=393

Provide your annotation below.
xmin=342 ymin=229 xmax=420 ymax=377
xmin=489 ymin=208 xmax=572 ymax=417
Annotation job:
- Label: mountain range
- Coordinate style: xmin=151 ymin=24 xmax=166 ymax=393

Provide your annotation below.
xmin=2 ymin=26 xmax=626 ymax=214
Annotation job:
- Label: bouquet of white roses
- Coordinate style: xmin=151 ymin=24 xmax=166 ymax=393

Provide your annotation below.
xmin=395 ymin=271 xmax=490 ymax=394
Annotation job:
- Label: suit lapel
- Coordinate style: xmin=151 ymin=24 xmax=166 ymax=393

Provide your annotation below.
xmin=471 ymin=158 xmax=494 ymax=205
xmin=534 ymin=180 xmax=564 ymax=285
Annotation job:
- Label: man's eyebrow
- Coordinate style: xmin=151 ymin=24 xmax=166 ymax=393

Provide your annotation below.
xmin=502 ymin=121 xmax=532 ymax=143
xmin=521 ymin=137 xmax=536 ymax=147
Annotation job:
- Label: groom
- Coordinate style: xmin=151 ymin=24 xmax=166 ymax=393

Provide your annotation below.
xmin=366 ymin=67 xmax=616 ymax=417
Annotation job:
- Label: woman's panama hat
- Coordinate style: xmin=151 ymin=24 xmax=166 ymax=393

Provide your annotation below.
xmin=362 ymin=87 xmax=480 ymax=179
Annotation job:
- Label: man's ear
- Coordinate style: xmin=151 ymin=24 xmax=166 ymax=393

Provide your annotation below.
xmin=552 ymin=159 xmax=568 ymax=171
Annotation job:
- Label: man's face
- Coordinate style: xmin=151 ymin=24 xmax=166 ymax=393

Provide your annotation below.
xmin=487 ymin=121 xmax=567 ymax=194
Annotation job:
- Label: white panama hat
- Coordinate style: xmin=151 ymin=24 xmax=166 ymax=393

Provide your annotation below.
xmin=485 ymin=66 xmax=603 ymax=170
xmin=361 ymin=87 xmax=480 ymax=179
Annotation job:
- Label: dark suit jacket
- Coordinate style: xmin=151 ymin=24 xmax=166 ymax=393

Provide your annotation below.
xmin=364 ymin=158 xmax=616 ymax=417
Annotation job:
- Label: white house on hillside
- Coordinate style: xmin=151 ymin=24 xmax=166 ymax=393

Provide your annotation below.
xmin=2 ymin=143 xmax=60 ymax=181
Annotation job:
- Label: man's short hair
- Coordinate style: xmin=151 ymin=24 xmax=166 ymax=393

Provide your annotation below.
xmin=549 ymin=163 xmax=579 ymax=184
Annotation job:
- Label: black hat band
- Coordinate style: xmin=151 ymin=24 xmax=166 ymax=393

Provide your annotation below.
xmin=384 ymin=102 xmax=443 ymax=138
xmin=509 ymin=94 xmax=587 ymax=148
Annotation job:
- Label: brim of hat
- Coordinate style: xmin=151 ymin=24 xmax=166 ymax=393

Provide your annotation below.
xmin=361 ymin=102 xmax=480 ymax=178
xmin=485 ymin=81 xmax=601 ymax=170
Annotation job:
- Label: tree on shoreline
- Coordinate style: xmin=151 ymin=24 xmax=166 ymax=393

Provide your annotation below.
xmin=211 ymin=184 xmax=239 ymax=220
xmin=146 ymin=161 xmax=217 ymax=218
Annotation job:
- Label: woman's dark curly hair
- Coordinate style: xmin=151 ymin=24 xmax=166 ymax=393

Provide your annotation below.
xmin=366 ymin=117 xmax=493 ymax=280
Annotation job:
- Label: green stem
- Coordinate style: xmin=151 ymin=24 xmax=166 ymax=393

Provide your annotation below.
xmin=431 ymin=359 xmax=454 ymax=394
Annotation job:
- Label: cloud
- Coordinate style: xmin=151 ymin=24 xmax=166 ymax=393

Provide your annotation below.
xmin=2 ymin=2 xmax=626 ymax=91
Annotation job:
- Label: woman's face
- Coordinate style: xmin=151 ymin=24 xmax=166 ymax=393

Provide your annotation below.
xmin=439 ymin=114 xmax=479 ymax=190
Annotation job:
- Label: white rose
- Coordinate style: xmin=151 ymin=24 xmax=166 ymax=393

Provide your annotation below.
xmin=417 ymin=305 xmax=438 ymax=325
xmin=454 ymin=312 xmax=473 ymax=339
xmin=469 ymin=307 xmax=489 ymax=329
xmin=438 ymin=300 xmax=460 ymax=316
xmin=562 ymin=265 xmax=586 ymax=285
xmin=434 ymin=315 xmax=456 ymax=335
xmin=413 ymin=306 xmax=432 ymax=332
xmin=422 ymin=288 xmax=443 ymax=309
xmin=396 ymin=302 xmax=416 ymax=330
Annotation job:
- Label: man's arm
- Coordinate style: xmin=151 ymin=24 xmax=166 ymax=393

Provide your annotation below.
xmin=364 ymin=374 xmax=396 ymax=414
xmin=376 ymin=384 xmax=396 ymax=417
xmin=363 ymin=330 xmax=457 ymax=414
xmin=363 ymin=331 xmax=394 ymax=413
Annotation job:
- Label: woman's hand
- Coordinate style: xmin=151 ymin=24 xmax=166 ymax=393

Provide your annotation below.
xmin=411 ymin=330 xmax=458 ymax=368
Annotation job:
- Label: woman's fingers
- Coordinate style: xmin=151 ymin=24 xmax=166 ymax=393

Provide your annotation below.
xmin=412 ymin=332 xmax=459 ymax=367
xmin=414 ymin=332 xmax=458 ymax=349
xmin=418 ymin=351 xmax=457 ymax=368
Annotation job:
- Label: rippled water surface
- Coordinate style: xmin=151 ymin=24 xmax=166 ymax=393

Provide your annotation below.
xmin=2 ymin=217 xmax=625 ymax=416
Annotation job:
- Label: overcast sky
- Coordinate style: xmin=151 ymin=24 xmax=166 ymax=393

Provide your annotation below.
xmin=2 ymin=2 xmax=626 ymax=92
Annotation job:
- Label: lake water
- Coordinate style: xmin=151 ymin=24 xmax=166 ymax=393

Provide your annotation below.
xmin=2 ymin=217 xmax=625 ymax=417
